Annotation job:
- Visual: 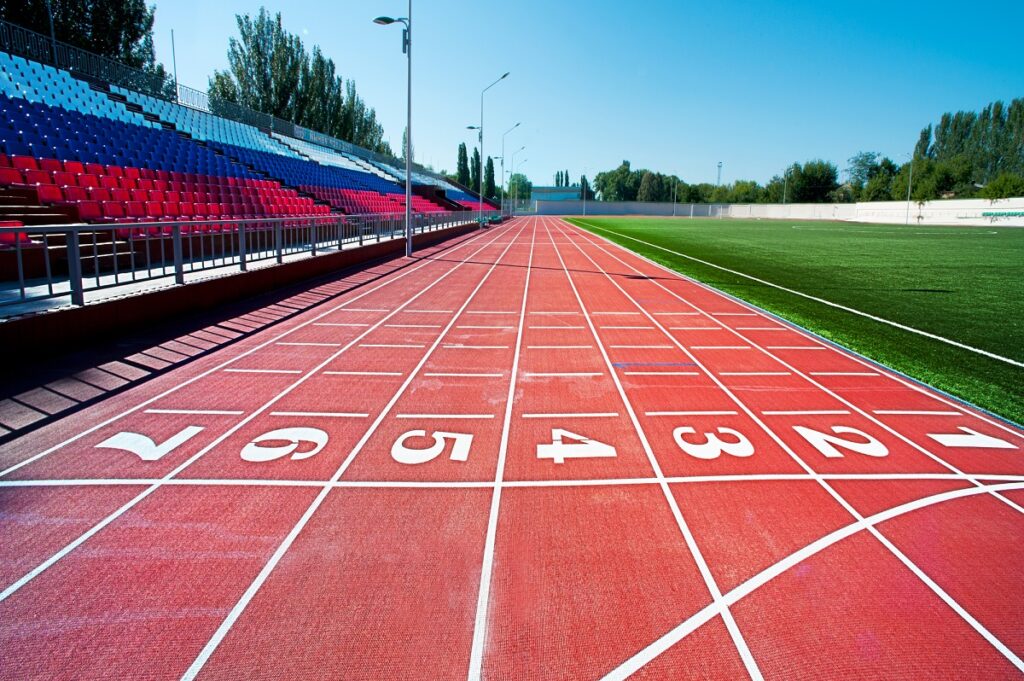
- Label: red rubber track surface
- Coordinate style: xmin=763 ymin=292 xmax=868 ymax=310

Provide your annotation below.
xmin=1 ymin=216 xmax=1022 ymax=680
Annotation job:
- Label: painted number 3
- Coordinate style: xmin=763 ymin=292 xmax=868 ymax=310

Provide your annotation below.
xmin=673 ymin=427 xmax=754 ymax=460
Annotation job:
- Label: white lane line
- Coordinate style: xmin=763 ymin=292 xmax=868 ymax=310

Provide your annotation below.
xmin=720 ymin=372 xmax=792 ymax=376
xmin=385 ymin=324 xmax=442 ymax=329
xmin=574 ymin=220 xmax=1024 ymax=369
xmin=465 ymin=310 xmax=517 ymax=315
xmin=524 ymin=372 xmax=603 ymax=377
xmin=468 ymin=223 xmax=536 ymax=679
xmin=609 ymin=345 xmax=674 ymax=349
xmin=765 ymin=346 xmax=827 ymax=350
xmin=810 ymin=371 xmax=880 ymax=377
xmin=144 ymin=409 xmax=244 ymax=416
xmin=521 ymin=412 xmax=620 ymax=419
xmin=269 ymin=411 xmax=369 ymax=418
xmin=313 ymin=322 xmax=369 ymax=327
xmin=182 ymin=226 xmax=527 ymax=680
xmin=405 ymin=309 xmax=453 ymax=314
xmin=691 ymin=345 xmax=751 ymax=350
xmin=442 ymin=344 xmax=510 ymax=350
xmin=646 ymin=410 xmax=738 ymax=417
xmin=359 ymin=343 xmax=426 ymax=348
xmin=396 ymin=414 xmax=496 ymax=420
xmin=601 ymin=325 xmax=655 ymax=330
xmin=545 ymin=220 xmax=763 ymax=680
xmin=224 ymin=368 xmax=302 ymax=374
xmin=601 ymin=480 xmax=1024 ymax=679
xmin=527 ymin=345 xmax=593 ymax=349
xmin=277 ymin=342 xmax=342 ymax=347
xmin=424 ymin=372 xmax=504 ymax=378
xmin=711 ymin=312 xmax=757 ymax=316
xmin=323 ymin=371 xmax=403 ymax=376
xmin=456 ymin=325 xmax=515 ymax=330
xmin=0 ymin=226 xmax=518 ymax=605
xmin=874 ymin=410 xmax=963 ymax=416
xmin=624 ymin=371 xmax=700 ymax=376
xmin=565 ymin=220 xmax=1024 ymax=671
xmin=669 ymin=326 xmax=722 ymax=331
xmin=654 ymin=312 xmax=699 ymax=316
xmin=529 ymin=325 xmax=586 ymax=329
xmin=762 ymin=410 xmax=851 ymax=416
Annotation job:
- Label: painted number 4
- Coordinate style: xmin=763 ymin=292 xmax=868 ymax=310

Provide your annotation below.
xmin=537 ymin=429 xmax=617 ymax=464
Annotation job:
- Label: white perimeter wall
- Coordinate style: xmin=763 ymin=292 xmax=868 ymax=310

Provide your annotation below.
xmin=535 ymin=197 xmax=1024 ymax=227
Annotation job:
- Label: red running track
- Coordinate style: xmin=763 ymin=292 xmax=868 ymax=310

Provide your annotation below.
xmin=1 ymin=216 xmax=1023 ymax=680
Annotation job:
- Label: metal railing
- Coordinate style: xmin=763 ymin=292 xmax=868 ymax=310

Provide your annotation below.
xmin=0 ymin=212 xmax=497 ymax=314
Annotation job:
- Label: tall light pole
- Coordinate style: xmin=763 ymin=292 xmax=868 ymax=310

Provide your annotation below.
xmin=374 ymin=4 xmax=414 ymax=257
xmin=472 ymin=72 xmax=510 ymax=227
xmin=783 ymin=166 xmax=791 ymax=205
xmin=500 ymin=122 xmax=520 ymax=216
xmin=509 ymin=146 xmax=525 ymax=216
xmin=513 ymin=159 xmax=527 ymax=215
xmin=905 ymin=153 xmax=916 ymax=225
xmin=716 ymin=161 xmax=723 ymax=187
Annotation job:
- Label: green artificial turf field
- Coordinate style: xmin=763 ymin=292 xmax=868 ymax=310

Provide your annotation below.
xmin=567 ymin=216 xmax=1024 ymax=424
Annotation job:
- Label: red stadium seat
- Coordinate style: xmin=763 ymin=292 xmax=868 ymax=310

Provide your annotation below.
xmin=39 ymin=158 xmax=63 ymax=173
xmin=0 ymin=168 xmax=24 ymax=184
xmin=76 ymin=201 xmax=102 ymax=221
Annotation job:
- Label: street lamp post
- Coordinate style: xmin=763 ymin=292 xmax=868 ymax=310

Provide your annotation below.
xmin=374 ymin=4 xmax=414 ymax=257
xmin=717 ymin=161 xmax=723 ymax=187
xmin=500 ymin=122 xmax=520 ymax=217
xmin=513 ymin=159 xmax=527 ymax=214
xmin=783 ymin=167 xmax=790 ymax=205
xmin=509 ymin=146 xmax=525 ymax=216
xmin=905 ymin=153 xmax=916 ymax=225
xmin=471 ymin=72 xmax=510 ymax=227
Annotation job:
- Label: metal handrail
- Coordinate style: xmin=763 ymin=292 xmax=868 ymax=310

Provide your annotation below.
xmin=0 ymin=211 xmax=500 ymax=313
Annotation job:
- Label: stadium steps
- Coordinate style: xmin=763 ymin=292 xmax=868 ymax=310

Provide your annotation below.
xmin=99 ymin=85 xmax=188 ymax=133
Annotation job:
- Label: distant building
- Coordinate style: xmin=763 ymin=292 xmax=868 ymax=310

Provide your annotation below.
xmin=530 ymin=186 xmax=582 ymax=202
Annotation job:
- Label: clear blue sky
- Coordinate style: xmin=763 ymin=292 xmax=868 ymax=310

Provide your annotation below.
xmin=151 ymin=0 xmax=1024 ymax=187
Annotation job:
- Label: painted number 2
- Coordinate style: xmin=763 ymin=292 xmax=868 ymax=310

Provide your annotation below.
xmin=392 ymin=431 xmax=473 ymax=465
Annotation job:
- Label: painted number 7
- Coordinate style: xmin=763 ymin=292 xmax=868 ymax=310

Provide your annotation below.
xmin=392 ymin=431 xmax=473 ymax=465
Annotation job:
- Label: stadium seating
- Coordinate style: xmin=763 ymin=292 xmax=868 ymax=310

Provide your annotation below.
xmin=0 ymin=49 xmax=475 ymax=228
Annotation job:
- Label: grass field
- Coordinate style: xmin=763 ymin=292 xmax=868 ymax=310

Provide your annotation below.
xmin=567 ymin=216 xmax=1024 ymax=424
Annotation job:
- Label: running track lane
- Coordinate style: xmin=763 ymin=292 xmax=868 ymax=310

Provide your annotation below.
xmin=0 ymin=216 xmax=1021 ymax=679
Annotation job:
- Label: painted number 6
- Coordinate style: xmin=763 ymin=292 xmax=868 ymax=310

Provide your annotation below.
xmin=673 ymin=426 xmax=754 ymax=460
xmin=241 ymin=427 xmax=329 ymax=463
xmin=391 ymin=431 xmax=473 ymax=465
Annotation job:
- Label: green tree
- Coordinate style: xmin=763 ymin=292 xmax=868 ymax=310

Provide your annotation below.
xmin=785 ymin=160 xmax=839 ymax=202
xmin=508 ymin=172 xmax=532 ymax=203
xmin=580 ymin=174 xmax=595 ymax=200
xmin=484 ymin=156 xmax=496 ymax=199
xmin=456 ymin=143 xmax=470 ymax=187
xmin=637 ymin=171 xmax=659 ymax=202
xmin=979 ymin=173 xmax=1024 ymax=199
xmin=594 ymin=161 xmax=642 ymax=201
xmin=470 ymin=147 xmax=481 ymax=194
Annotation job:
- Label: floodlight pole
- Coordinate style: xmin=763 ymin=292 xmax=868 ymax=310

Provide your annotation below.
xmin=45 ymin=0 xmax=58 ymax=64
xmin=509 ymin=146 xmax=524 ymax=216
xmin=783 ymin=167 xmax=790 ymax=205
xmin=672 ymin=179 xmax=677 ymax=216
xmin=717 ymin=161 xmax=723 ymax=187
xmin=373 ymin=5 xmax=413 ymax=257
xmin=476 ymin=73 xmax=509 ymax=227
xmin=500 ymin=122 xmax=519 ymax=217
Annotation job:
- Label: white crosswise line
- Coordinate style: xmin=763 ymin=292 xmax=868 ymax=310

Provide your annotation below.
xmin=735 ymin=327 xmax=787 ymax=331
xmin=277 ymin=342 xmax=342 ymax=347
xmin=624 ymin=371 xmax=700 ymax=376
xmin=602 ymin=325 xmax=654 ymax=329
xmin=527 ymin=344 xmax=593 ymax=349
xmin=591 ymin=311 xmax=641 ymax=315
xmin=720 ymin=372 xmax=792 ymax=376
xmin=766 ymin=346 xmax=827 ymax=350
xmin=342 ymin=308 xmax=391 ymax=312
xmin=313 ymin=322 xmax=369 ymax=327
xmin=465 ymin=310 xmax=516 ymax=315
xmin=610 ymin=344 xmax=674 ymax=349
xmin=654 ymin=311 xmax=699 ymax=316
xmin=529 ymin=311 xmax=580 ymax=315
xmin=405 ymin=309 xmax=453 ymax=314
xmin=646 ymin=410 xmax=738 ymax=416
xmin=874 ymin=410 xmax=963 ymax=416
xmin=182 ymin=225 xmax=527 ymax=680
xmin=359 ymin=343 xmax=426 ymax=348
xmin=224 ymin=368 xmax=302 ymax=374
xmin=323 ymin=371 xmax=403 ymax=376
xmin=670 ymin=326 xmax=722 ymax=330
xmin=691 ymin=345 xmax=751 ymax=350
xmin=710 ymin=312 xmax=757 ymax=316
xmin=144 ymin=409 xmax=244 ymax=415
xmin=521 ymin=412 xmax=619 ymax=419
xmin=810 ymin=371 xmax=881 ymax=376
xmin=269 ymin=411 xmax=368 ymax=418
xmin=567 ymin=220 xmax=1024 ymax=673
xmin=529 ymin=325 xmax=586 ymax=329
xmin=524 ymin=372 xmax=603 ymax=377
xmin=456 ymin=325 xmax=515 ymax=330
xmin=385 ymin=324 xmax=442 ymax=329
xmin=762 ymin=410 xmax=850 ymax=415
xmin=395 ymin=414 xmax=495 ymax=419
xmin=545 ymin=220 xmax=763 ymax=680
xmin=442 ymin=344 xmax=510 ymax=349
xmin=424 ymin=372 xmax=504 ymax=378
xmin=0 ymin=227 xmax=501 ymax=481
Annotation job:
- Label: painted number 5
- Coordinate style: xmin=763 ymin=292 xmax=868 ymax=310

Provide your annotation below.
xmin=392 ymin=431 xmax=473 ymax=465
xmin=673 ymin=426 xmax=754 ymax=460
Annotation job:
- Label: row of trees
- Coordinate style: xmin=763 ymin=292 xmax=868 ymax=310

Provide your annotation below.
xmin=209 ymin=9 xmax=390 ymax=154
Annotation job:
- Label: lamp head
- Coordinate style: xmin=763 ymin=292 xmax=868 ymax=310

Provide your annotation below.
xmin=374 ymin=16 xmax=396 ymax=25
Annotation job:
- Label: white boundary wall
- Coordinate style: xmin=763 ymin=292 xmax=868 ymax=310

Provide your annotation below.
xmin=535 ymin=197 xmax=1024 ymax=227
